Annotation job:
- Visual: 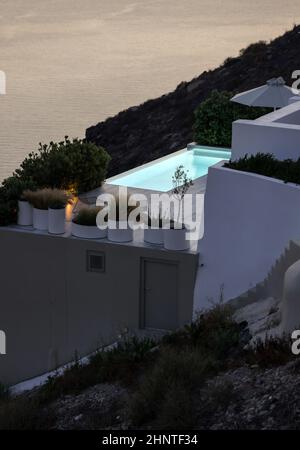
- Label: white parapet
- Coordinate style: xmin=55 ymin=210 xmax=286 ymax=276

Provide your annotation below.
xmin=231 ymin=100 xmax=300 ymax=161
xmin=232 ymin=120 xmax=300 ymax=161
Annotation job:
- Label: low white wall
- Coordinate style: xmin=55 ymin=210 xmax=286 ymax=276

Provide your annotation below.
xmin=231 ymin=120 xmax=300 ymax=161
xmin=193 ymin=166 xmax=300 ymax=311
xmin=231 ymin=101 xmax=300 ymax=161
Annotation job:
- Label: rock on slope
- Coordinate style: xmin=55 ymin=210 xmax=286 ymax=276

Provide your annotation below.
xmin=50 ymin=361 xmax=300 ymax=430
xmin=86 ymin=25 xmax=300 ymax=177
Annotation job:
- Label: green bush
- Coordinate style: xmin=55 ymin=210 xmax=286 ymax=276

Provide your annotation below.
xmin=14 ymin=137 xmax=110 ymax=194
xmin=225 ymin=153 xmax=300 ymax=184
xmin=193 ymin=91 xmax=270 ymax=147
xmin=239 ymin=41 xmax=267 ymax=58
xmin=0 ymin=177 xmax=37 ymax=225
xmin=163 ymin=302 xmax=246 ymax=363
xmin=0 ymin=137 xmax=110 ymax=226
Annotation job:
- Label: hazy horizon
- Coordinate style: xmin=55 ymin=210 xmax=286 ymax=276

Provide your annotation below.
xmin=0 ymin=0 xmax=299 ymax=181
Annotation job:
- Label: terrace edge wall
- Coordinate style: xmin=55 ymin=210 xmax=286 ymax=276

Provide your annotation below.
xmin=231 ymin=101 xmax=300 ymax=162
xmin=0 ymin=231 xmax=198 ymax=386
xmin=193 ymin=166 xmax=300 ymax=311
xmin=231 ymin=119 xmax=300 ymax=161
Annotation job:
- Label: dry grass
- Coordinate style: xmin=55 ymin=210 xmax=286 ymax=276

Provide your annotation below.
xmin=23 ymin=188 xmax=70 ymax=210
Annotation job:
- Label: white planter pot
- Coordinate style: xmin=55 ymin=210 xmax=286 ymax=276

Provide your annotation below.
xmin=48 ymin=208 xmax=66 ymax=235
xmin=164 ymin=228 xmax=190 ymax=251
xmin=107 ymin=220 xmax=133 ymax=242
xmin=33 ymin=208 xmax=48 ymax=231
xmin=17 ymin=200 xmax=33 ymax=226
xmin=144 ymin=228 xmax=164 ymax=245
xmin=71 ymin=222 xmax=107 ymax=239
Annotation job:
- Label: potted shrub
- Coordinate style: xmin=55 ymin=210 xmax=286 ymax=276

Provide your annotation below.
xmin=144 ymin=215 xmax=164 ymax=245
xmin=24 ymin=189 xmax=52 ymax=231
xmin=107 ymin=195 xmax=137 ymax=243
xmin=72 ymin=206 xmax=107 ymax=239
xmin=48 ymin=189 xmax=70 ymax=235
xmin=163 ymin=165 xmax=193 ymax=251
xmin=17 ymin=192 xmax=33 ymax=226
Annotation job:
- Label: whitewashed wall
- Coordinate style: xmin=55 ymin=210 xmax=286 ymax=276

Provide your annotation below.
xmin=231 ymin=101 xmax=300 ymax=161
xmin=231 ymin=120 xmax=300 ymax=161
xmin=193 ymin=166 xmax=300 ymax=311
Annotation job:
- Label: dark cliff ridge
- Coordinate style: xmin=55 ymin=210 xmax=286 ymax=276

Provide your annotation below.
xmin=86 ymin=25 xmax=300 ymax=177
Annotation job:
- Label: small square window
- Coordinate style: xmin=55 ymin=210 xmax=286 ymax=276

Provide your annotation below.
xmin=87 ymin=251 xmax=105 ymax=273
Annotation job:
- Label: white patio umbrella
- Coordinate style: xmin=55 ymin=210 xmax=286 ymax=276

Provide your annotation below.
xmin=230 ymin=77 xmax=300 ymax=110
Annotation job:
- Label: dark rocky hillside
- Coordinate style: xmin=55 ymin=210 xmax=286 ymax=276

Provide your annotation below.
xmin=86 ymin=25 xmax=300 ymax=177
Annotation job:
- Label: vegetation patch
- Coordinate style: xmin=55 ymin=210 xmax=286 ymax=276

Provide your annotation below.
xmin=0 ymin=395 xmax=55 ymax=430
xmin=73 ymin=206 xmax=102 ymax=226
xmin=244 ymin=335 xmax=295 ymax=368
xmin=225 ymin=153 xmax=300 ymax=185
xmin=129 ymin=303 xmax=248 ymax=428
xmin=38 ymin=336 xmax=157 ymax=404
xmin=162 ymin=303 xmax=247 ymax=364
xmin=0 ymin=305 xmax=296 ymax=430
xmin=129 ymin=348 xmax=215 ymax=429
xmin=0 ymin=137 xmax=110 ymax=225
xmin=193 ymin=90 xmax=270 ymax=147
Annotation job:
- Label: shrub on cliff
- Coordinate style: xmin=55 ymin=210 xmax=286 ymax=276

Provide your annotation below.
xmin=193 ymin=90 xmax=270 ymax=147
xmin=0 ymin=137 xmax=110 ymax=226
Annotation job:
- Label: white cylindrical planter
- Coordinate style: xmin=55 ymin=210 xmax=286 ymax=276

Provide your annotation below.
xmin=48 ymin=208 xmax=66 ymax=235
xmin=164 ymin=228 xmax=190 ymax=251
xmin=281 ymin=259 xmax=300 ymax=334
xmin=107 ymin=220 xmax=133 ymax=243
xmin=33 ymin=208 xmax=48 ymax=231
xmin=71 ymin=222 xmax=107 ymax=239
xmin=17 ymin=200 xmax=33 ymax=226
xmin=144 ymin=228 xmax=164 ymax=245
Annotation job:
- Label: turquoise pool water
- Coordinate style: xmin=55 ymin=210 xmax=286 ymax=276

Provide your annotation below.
xmin=107 ymin=147 xmax=231 ymax=192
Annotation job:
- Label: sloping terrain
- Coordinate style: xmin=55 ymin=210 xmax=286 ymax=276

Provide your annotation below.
xmin=86 ymin=25 xmax=300 ymax=177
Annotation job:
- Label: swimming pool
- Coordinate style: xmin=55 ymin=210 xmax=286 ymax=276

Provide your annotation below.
xmin=107 ymin=146 xmax=231 ymax=192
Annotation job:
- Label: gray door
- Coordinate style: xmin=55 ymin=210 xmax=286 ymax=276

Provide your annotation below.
xmin=141 ymin=259 xmax=178 ymax=330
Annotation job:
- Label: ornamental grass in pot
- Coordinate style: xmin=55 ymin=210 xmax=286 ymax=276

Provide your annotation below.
xmin=48 ymin=189 xmax=70 ymax=235
xmin=24 ymin=189 xmax=52 ymax=231
xmin=72 ymin=206 xmax=107 ymax=239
